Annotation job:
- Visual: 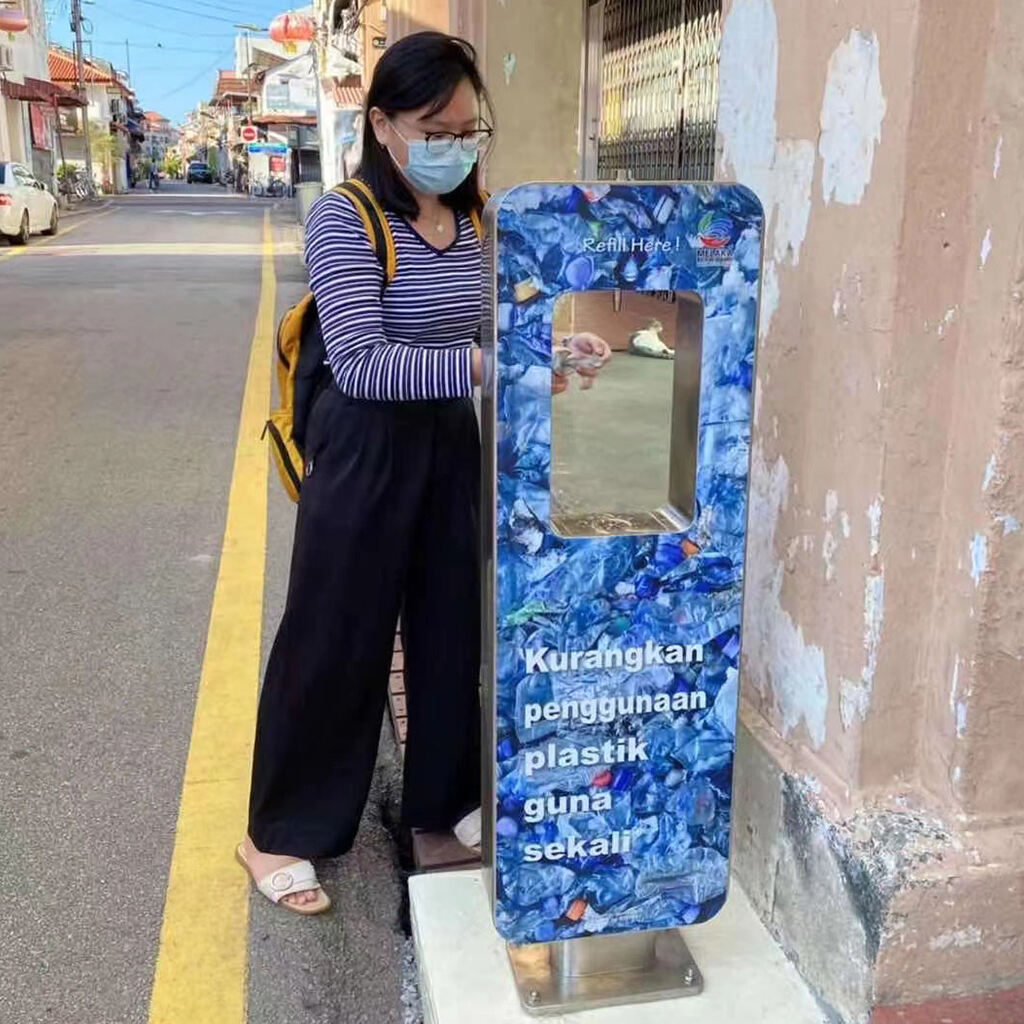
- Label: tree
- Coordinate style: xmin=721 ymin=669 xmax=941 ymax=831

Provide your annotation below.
xmin=207 ymin=148 xmax=220 ymax=176
xmin=163 ymin=154 xmax=182 ymax=179
xmin=87 ymin=122 xmax=119 ymax=192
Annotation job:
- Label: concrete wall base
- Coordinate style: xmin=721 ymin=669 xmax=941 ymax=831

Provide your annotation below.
xmin=872 ymin=985 xmax=1024 ymax=1024
xmin=733 ymin=710 xmax=1024 ymax=1024
xmin=409 ymin=868 xmax=826 ymax=1024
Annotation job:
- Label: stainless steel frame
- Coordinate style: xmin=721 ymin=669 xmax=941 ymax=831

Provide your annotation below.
xmin=480 ymin=184 xmax=724 ymax=1015
xmin=507 ymin=930 xmax=703 ymax=1015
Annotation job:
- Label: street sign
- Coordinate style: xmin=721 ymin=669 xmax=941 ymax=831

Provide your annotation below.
xmin=240 ymin=125 xmax=258 ymax=143
xmin=247 ymin=142 xmax=288 ymax=154
xmin=482 ymin=182 xmax=765 ymax=948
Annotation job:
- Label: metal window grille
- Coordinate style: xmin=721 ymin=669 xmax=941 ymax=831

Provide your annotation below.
xmin=595 ymin=0 xmax=721 ymax=181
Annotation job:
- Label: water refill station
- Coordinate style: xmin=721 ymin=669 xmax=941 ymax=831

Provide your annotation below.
xmin=410 ymin=181 xmax=765 ymax=1020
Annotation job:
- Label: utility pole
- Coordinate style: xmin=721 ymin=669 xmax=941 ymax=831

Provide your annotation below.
xmin=234 ymin=23 xmax=265 ymax=124
xmin=124 ymin=39 xmax=131 ymax=87
xmin=70 ymin=0 xmax=94 ymax=185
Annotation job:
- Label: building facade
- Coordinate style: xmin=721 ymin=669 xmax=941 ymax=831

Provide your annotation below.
xmin=143 ymin=111 xmax=176 ymax=164
xmin=48 ymin=47 xmax=144 ymax=192
xmin=0 ymin=0 xmax=66 ymax=186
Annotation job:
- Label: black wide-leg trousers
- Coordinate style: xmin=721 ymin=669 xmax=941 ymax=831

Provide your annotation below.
xmin=248 ymin=387 xmax=482 ymax=858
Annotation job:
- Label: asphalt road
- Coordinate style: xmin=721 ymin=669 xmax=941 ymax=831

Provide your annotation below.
xmin=0 ymin=182 xmax=409 ymax=1024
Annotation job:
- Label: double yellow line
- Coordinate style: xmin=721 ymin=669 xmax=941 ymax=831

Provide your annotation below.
xmin=147 ymin=211 xmax=276 ymax=1024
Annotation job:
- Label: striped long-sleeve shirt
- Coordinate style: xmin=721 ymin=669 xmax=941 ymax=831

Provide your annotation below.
xmin=304 ymin=190 xmax=482 ymax=401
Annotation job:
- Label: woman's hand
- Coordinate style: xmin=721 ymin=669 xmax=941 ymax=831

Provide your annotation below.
xmin=552 ymin=332 xmax=612 ymax=393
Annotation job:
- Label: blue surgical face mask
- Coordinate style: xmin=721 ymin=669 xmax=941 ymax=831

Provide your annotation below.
xmin=387 ymin=121 xmax=478 ymax=195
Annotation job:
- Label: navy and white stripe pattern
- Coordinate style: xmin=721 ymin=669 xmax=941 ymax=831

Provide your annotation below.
xmin=305 ymin=190 xmax=481 ymax=401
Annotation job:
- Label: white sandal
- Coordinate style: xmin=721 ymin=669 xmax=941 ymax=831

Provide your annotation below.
xmin=235 ymin=844 xmax=332 ymax=915
xmin=453 ymin=808 xmax=482 ymax=852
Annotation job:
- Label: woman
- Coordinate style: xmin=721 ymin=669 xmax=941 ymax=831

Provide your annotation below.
xmin=237 ymin=31 xmax=609 ymax=914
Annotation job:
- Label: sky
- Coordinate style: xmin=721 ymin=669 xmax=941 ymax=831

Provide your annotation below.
xmin=44 ymin=0 xmax=290 ymax=123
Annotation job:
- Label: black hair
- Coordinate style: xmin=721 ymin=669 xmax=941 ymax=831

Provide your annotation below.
xmin=358 ymin=31 xmax=490 ymax=219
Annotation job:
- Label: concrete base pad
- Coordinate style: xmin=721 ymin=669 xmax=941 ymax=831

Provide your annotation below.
xmin=409 ymin=869 xmax=827 ymax=1024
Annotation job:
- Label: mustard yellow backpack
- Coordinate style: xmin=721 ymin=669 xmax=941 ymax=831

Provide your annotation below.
xmin=263 ymin=178 xmax=485 ymax=501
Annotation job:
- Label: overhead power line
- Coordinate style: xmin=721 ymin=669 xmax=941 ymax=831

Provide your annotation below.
xmin=92 ymin=40 xmax=230 ymax=53
xmin=132 ymin=0 xmax=262 ymax=26
xmin=152 ymin=47 xmax=233 ymax=101
xmin=91 ymin=2 xmax=236 ymax=37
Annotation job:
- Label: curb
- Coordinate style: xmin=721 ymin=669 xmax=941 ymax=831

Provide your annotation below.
xmin=60 ymin=198 xmax=113 ymax=220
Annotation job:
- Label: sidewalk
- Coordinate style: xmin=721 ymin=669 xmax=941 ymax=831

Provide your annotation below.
xmin=58 ymin=196 xmax=111 ymax=219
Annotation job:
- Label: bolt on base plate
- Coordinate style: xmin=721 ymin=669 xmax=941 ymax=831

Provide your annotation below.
xmin=507 ymin=929 xmax=703 ymax=1016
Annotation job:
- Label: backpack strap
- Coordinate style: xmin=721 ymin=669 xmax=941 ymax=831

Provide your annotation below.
xmin=469 ymin=188 xmax=490 ymax=241
xmin=330 ymin=180 xmax=489 ymax=275
xmin=332 ymin=179 xmax=397 ymax=285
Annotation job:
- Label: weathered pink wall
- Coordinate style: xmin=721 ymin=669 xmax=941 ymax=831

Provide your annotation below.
xmin=720 ymin=0 xmax=1024 ymax=819
xmin=718 ymin=0 xmax=1024 ymax=1017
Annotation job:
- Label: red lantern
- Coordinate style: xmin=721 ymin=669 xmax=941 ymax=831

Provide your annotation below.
xmin=268 ymin=12 xmax=316 ymax=45
xmin=0 ymin=9 xmax=30 ymax=32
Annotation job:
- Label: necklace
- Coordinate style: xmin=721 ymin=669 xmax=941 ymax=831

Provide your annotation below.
xmin=423 ymin=205 xmax=446 ymax=234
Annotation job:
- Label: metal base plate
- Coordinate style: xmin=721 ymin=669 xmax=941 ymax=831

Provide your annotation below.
xmin=507 ymin=930 xmax=703 ymax=1016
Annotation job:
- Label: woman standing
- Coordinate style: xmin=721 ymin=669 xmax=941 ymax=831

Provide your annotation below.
xmin=237 ymin=31 xmax=608 ymax=913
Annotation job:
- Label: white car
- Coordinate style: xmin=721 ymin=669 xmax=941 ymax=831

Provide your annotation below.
xmin=0 ymin=162 xmax=59 ymax=245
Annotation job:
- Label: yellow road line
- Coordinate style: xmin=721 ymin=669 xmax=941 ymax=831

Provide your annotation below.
xmin=0 ymin=204 xmax=114 ymax=263
xmin=147 ymin=210 xmax=275 ymax=1024
xmin=19 ymin=241 xmax=301 ymax=257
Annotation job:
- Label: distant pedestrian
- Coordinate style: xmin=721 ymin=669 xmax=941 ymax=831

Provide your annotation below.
xmin=236 ymin=31 xmax=608 ymax=914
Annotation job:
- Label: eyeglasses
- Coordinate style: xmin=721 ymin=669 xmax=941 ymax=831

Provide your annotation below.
xmin=391 ymin=119 xmax=494 ymax=156
xmin=423 ymin=125 xmax=493 ymax=155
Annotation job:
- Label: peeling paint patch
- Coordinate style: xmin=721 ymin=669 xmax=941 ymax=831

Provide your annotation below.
xmin=824 ymin=490 xmax=839 ymax=522
xmin=772 ymin=139 xmax=815 ymax=265
xmin=786 ymin=534 xmax=801 ymax=562
xmin=983 ymin=454 xmax=998 ymax=492
xmin=718 ymin=0 xmax=778 ymax=201
xmin=502 ymin=53 xmax=517 ymax=84
xmin=997 ymin=514 xmax=1021 ymax=535
xmin=929 ymin=926 xmax=982 ymax=950
xmin=862 ymin=572 xmax=885 ymax=684
xmin=823 ymin=532 xmax=838 ymax=583
xmin=820 ymin=30 xmax=887 ymax=206
xmin=841 ymin=512 xmax=851 ymax=539
xmin=745 ymin=445 xmax=829 ymax=748
xmin=840 ymin=677 xmax=870 ymax=730
xmin=980 ymin=228 xmax=993 ymax=268
xmin=937 ymin=306 xmax=958 ymax=337
xmin=867 ymin=497 xmax=883 ymax=558
xmin=994 ymin=136 xmax=1003 ymax=178
xmin=955 ymin=701 xmax=968 ymax=739
xmin=948 ymin=655 xmax=960 ymax=716
xmin=969 ymin=532 xmax=988 ymax=586
xmin=759 ymin=259 xmax=779 ymax=339
xmin=841 ymin=504 xmax=885 ymax=728
xmin=821 ymin=491 xmax=840 ymax=583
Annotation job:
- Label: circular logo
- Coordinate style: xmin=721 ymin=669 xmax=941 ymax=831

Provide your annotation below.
xmin=698 ymin=211 xmax=733 ymax=249
xmin=241 ymin=125 xmax=258 ymax=143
